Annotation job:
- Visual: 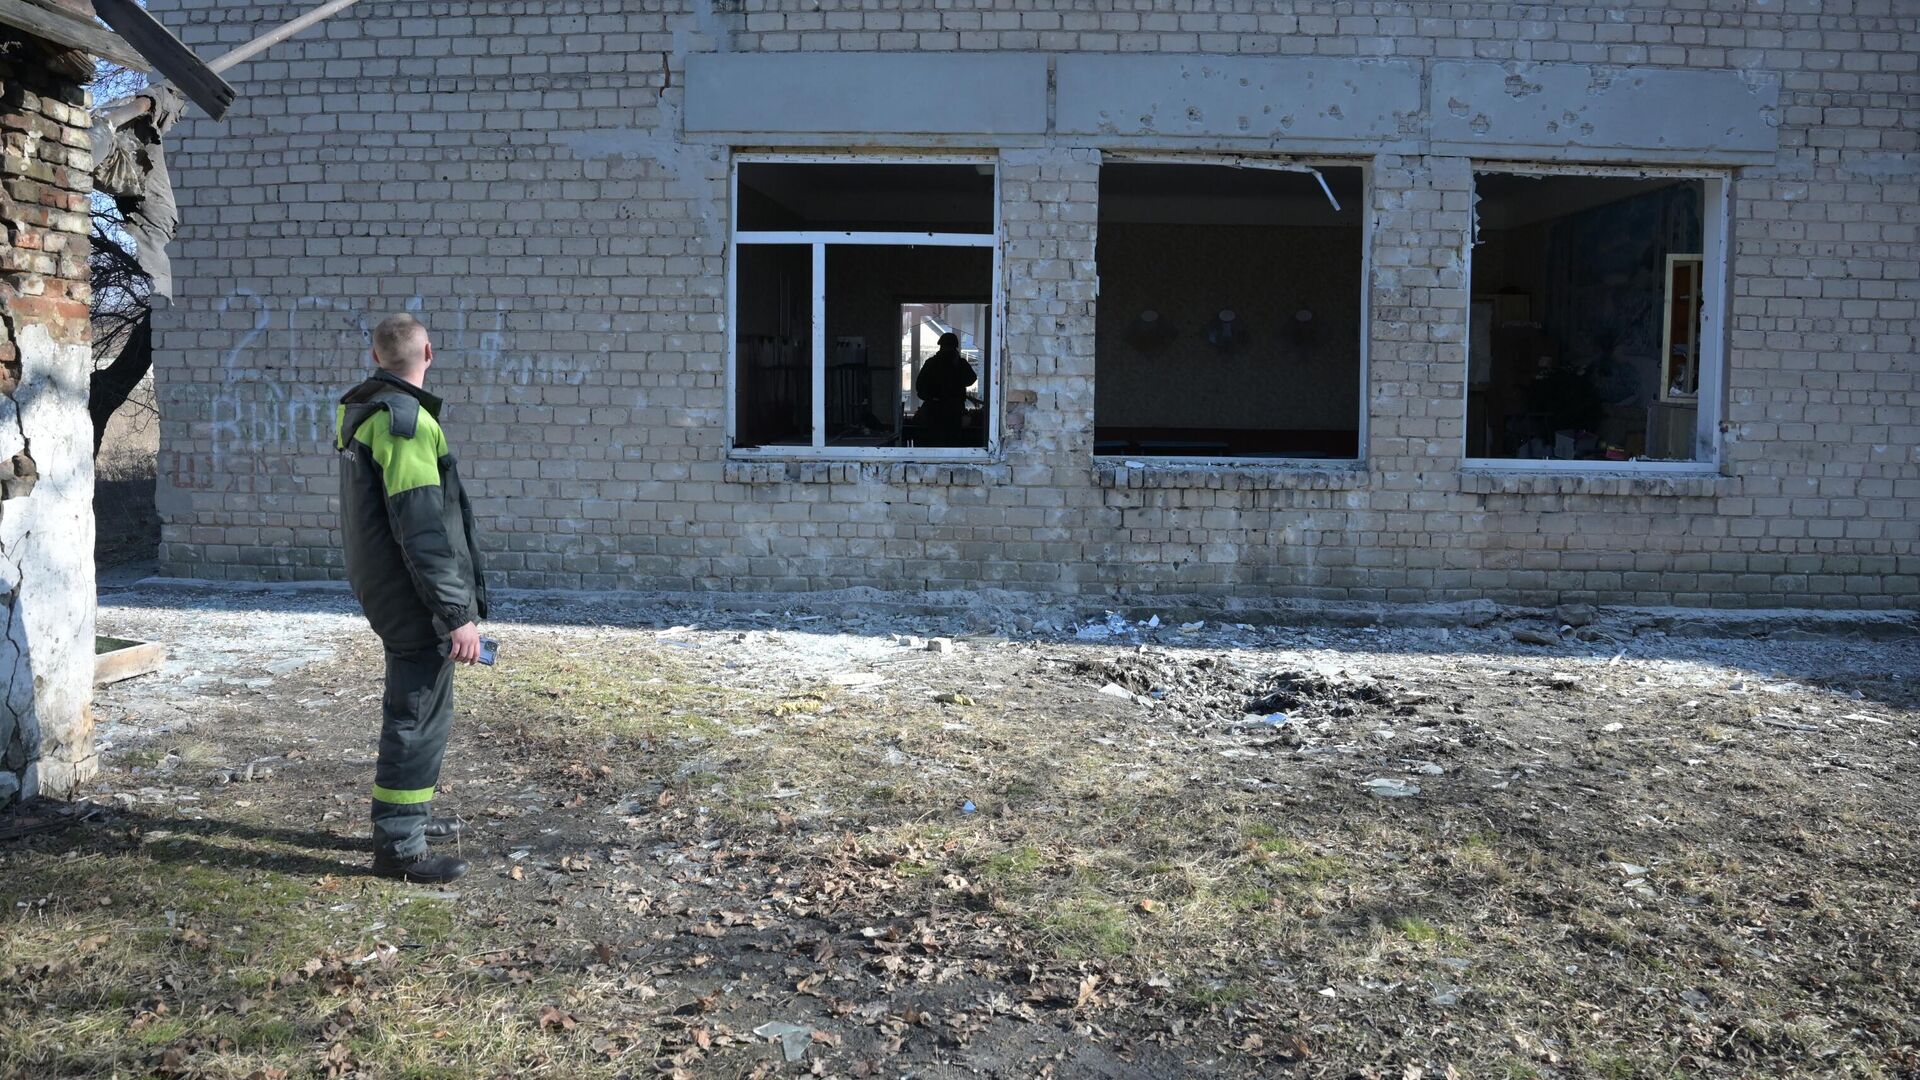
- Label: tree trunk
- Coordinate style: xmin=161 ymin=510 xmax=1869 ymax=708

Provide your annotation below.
xmin=88 ymin=311 xmax=152 ymax=455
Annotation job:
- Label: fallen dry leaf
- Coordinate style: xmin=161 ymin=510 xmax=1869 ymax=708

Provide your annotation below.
xmin=1076 ymin=975 xmax=1100 ymax=1010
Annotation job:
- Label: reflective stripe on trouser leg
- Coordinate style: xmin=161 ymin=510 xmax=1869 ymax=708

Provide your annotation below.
xmin=371 ymin=639 xmax=454 ymax=859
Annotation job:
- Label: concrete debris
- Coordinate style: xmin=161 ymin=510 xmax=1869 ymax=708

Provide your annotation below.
xmin=1076 ymin=612 xmax=1136 ymax=640
xmin=209 ymin=764 xmax=273 ymax=785
xmin=752 ymin=1021 xmax=815 ymax=1063
xmin=926 ymin=637 xmax=955 ymax=654
xmin=1362 ymin=778 xmax=1420 ymax=798
xmin=1555 ymin=603 xmax=1598 ymax=628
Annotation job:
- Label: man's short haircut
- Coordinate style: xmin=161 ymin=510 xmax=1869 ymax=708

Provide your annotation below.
xmin=372 ymin=313 xmax=428 ymax=370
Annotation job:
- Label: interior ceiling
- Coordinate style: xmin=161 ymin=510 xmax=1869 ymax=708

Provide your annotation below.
xmin=739 ymin=161 xmax=1367 ymax=230
xmin=740 ymin=163 xmax=994 ymax=230
xmin=1100 ymin=163 xmax=1364 ymax=227
xmin=1474 ymin=173 xmax=1696 ymax=232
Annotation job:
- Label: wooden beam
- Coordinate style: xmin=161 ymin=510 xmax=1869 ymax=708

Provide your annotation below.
xmin=0 ymin=0 xmax=148 ymax=72
xmin=91 ymin=0 xmax=233 ymax=120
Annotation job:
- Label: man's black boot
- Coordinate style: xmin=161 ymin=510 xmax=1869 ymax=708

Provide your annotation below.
xmin=372 ymin=851 xmax=469 ymax=884
xmin=424 ymin=817 xmax=465 ymax=843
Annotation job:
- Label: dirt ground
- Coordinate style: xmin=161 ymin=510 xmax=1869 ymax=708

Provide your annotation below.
xmin=5 ymin=584 xmax=1919 ymax=1079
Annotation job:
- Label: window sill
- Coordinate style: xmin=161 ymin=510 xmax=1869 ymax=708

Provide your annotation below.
xmin=1458 ymin=468 xmax=1729 ymax=498
xmin=724 ymin=460 xmax=1011 ymax=486
xmin=1094 ymin=460 xmax=1369 ymax=491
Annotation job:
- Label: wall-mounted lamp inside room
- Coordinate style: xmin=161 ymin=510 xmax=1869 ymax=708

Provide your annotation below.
xmin=1288 ymin=308 xmax=1316 ymax=347
xmin=1206 ymin=309 xmax=1243 ymax=352
xmin=1124 ymin=309 xmax=1178 ymax=353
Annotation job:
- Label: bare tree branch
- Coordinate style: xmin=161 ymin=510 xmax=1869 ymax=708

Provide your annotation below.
xmin=87 ymin=58 xmax=159 ymax=455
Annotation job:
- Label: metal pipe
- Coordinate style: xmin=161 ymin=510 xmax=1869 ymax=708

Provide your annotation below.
xmin=204 ymin=0 xmax=367 ymax=74
xmin=1309 ymin=168 xmax=1341 ymax=212
xmin=104 ymin=94 xmax=153 ymax=128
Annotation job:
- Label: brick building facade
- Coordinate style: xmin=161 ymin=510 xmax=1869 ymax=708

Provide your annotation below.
xmin=147 ymin=2 xmax=1918 ymax=611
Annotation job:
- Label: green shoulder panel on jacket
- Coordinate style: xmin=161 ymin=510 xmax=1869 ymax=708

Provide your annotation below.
xmin=353 ymin=407 xmax=447 ymax=496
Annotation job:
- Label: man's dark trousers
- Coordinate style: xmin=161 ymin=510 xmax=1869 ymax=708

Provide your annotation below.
xmin=336 ymin=369 xmax=488 ymax=862
xmin=371 ymin=636 xmax=454 ymax=859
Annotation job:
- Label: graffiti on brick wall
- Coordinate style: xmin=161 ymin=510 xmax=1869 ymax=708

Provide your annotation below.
xmin=165 ymin=289 xmax=597 ymax=490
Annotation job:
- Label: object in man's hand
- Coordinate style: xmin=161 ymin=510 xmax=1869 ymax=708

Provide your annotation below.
xmin=478 ymin=637 xmax=499 ymax=666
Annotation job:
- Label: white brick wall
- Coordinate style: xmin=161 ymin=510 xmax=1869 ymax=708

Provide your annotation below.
xmin=144 ymin=1 xmax=1920 ymax=609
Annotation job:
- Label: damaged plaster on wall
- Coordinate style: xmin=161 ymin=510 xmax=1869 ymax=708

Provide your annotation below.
xmin=559 ymin=19 xmax=728 ymax=246
xmin=0 ymin=322 xmax=97 ymax=802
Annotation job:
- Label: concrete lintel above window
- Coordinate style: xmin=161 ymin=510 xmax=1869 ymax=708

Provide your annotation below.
xmin=686 ymin=53 xmax=1049 ymax=137
xmin=1431 ymin=62 xmax=1781 ymax=165
xmin=1056 ymin=55 xmax=1421 ymax=149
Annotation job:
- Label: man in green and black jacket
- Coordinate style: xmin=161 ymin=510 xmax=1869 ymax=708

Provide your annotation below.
xmin=335 ymin=313 xmax=489 ymax=884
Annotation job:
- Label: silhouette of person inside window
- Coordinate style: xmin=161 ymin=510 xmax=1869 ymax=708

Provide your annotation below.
xmin=913 ymin=332 xmax=977 ymax=447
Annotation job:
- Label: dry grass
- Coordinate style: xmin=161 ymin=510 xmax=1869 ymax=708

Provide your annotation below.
xmin=9 ymin=629 xmax=1919 ymax=1077
xmin=2 ymin=832 xmax=634 ymax=1078
xmin=460 ymin=640 xmax=1920 ymax=1076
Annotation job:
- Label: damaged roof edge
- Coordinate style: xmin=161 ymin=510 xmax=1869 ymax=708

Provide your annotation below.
xmin=0 ymin=0 xmax=147 ymax=72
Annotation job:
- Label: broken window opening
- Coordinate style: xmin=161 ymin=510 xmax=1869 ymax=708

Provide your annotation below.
xmin=732 ymin=161 xmax=997 ymax=455
xmin=1094 ymin=163 xmax=1366 ymax=461
xmin=733 ymin=244 xmax=813 ymax=448
xmin=1467 ymin=171 xmax=1718 ymax=464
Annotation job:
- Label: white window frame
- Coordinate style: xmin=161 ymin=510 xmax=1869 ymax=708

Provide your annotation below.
xmin=1089 ymin=152 xmax=1373 ymax=468
xmin=726 ymin=152 xmax=1003 ymax=461
xmin=1462 ymin=163 xmax=1730 ymax=474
